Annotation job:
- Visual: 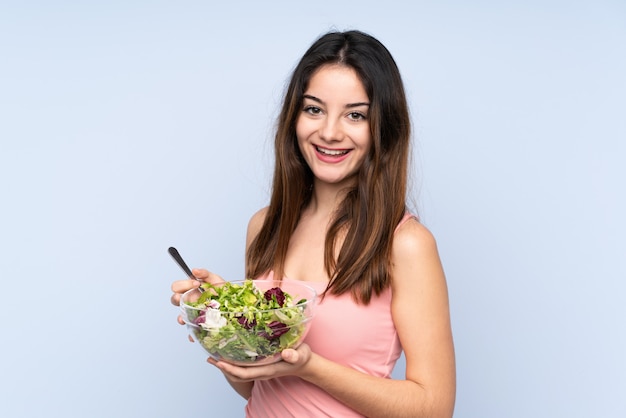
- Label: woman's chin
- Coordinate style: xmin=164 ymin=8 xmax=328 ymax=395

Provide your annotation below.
xmin=313 ymin=174 xmax=358 ymax=188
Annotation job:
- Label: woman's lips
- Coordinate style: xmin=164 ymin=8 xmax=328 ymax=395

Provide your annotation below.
xmin=314 ymin=145 xmax=351 ymax=163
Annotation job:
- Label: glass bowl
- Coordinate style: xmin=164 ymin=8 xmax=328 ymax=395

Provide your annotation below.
xmin=179 ymin=279 xmax=317 ymax=366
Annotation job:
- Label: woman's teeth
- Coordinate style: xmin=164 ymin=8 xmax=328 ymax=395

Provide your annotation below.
xmin=316 ymin=146 xmax=349 ymax=156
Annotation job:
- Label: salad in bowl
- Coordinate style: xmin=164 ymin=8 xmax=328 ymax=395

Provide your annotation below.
xmin=179 ymin=279 xmax=317 ymax=366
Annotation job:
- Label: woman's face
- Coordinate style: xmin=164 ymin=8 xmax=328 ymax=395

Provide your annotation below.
xmin=296 ymin=64 xmax=372 ymax=188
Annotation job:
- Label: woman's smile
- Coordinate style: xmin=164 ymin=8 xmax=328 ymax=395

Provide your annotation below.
xmin=314 ymin=145 xmax=352 ymax=162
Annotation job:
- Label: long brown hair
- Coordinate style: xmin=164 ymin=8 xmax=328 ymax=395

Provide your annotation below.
xmin=246 ymin=30 xmax=411 ymax=304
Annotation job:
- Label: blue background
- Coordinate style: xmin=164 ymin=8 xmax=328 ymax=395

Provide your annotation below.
xmin=1 ymin=1 xmax=624 ymax=417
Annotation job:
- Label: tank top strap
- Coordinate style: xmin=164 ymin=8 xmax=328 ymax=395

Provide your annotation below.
xmin=395 ymin=211 xmax=417 ymax=232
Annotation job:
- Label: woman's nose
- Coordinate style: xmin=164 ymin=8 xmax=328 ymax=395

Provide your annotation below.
xmin=319 ymin=117 xmax=344 ymax=142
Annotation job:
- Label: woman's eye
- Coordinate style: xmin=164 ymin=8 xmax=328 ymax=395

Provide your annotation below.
xmin=348 ymin=112 xmax=366 ymax=121
xmin=304 ymin=106 xmax=322 ymax=115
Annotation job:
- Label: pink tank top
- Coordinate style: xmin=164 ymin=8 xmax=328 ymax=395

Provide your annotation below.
xmin=245 ymin=213 xmax=413 ymax=417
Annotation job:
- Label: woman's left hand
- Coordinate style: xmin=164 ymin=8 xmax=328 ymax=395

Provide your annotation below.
xmin=208 ymin=344 xmax=313 ymax=383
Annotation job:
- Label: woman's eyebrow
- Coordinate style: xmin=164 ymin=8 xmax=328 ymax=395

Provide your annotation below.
xmin=346 ymin=101 xmax=370 ymax=109
xmin=303 ymin=94 xmax=369 ymax=108
xmin=303 ymin=94 xmax=324 ymax=104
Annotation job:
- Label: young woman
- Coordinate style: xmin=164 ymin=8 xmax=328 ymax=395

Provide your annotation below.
xmin=171 ymin=30 xmax=456 ymax=417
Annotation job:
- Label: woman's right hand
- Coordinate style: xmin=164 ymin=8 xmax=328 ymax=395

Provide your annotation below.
xmin=170 ymin=268 xmax=225 ymax=325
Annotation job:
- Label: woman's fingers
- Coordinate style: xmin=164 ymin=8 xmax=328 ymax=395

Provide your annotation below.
xmin=170 ymin=279 xmax=199 ymax=306
xmin=207 ymin=345 xmax=313 ymax=382
xmin=192 ymin=268 xmax=210 ymax=279
xmin=192 ymin=269 xmax=225 ymax=285
xmin=171 ymin=278 xmax=199 ymax=293
xmin=170 ymin=269 xmax=225 ymax=308
xmin=170 ymin=292 xmax=180 ymax=306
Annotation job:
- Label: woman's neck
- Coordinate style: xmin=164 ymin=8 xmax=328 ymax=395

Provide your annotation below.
xmin=306 ymin=179 xmax=354 ymax=218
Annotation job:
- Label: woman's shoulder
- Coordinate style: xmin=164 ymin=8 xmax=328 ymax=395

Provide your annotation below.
xmin=391 ymin=216 xmax=446 ymax=293
xmin=249 ymin=206 xmax=269 ymax=226
xmin=246 ymin=206 xmax=269 ymax=246
xmin=392 ymin=216 xmax=439 ymax=262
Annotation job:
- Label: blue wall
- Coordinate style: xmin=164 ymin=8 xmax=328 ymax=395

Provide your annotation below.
xmin=1 ymin=1 xmax=624 ymax=416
